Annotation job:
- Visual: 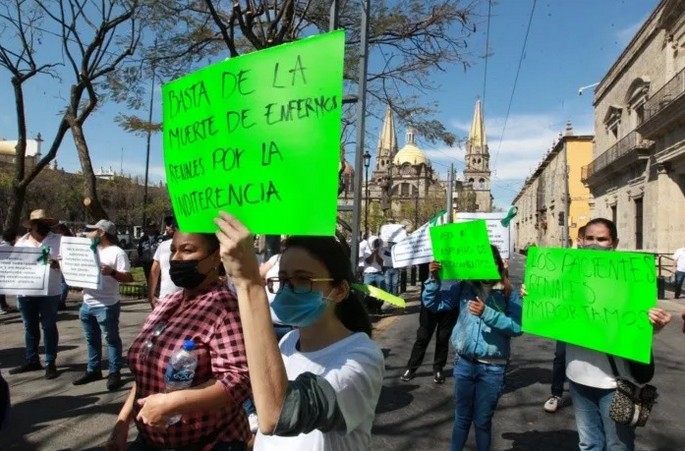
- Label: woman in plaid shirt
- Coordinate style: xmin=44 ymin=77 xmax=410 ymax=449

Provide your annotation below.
xmin=216 ymin=213 xmax=385 ymax=451
xmin=106 ymin=232 xmax=251 ymax=451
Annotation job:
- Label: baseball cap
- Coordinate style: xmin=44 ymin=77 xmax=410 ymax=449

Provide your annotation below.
xmin=85 ymin=219 xmax=117 ymax=236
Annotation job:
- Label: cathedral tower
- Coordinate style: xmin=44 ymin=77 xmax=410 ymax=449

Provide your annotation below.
xmin=463 ymin=100 xmax=493 ymax=212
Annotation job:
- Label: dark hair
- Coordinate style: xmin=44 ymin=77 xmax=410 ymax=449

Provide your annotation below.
xmin=490 ymin=245 xmax=512 ymax=299
xmin=284 ymin=236 xmax=373 ymax=337
xmin=585 ymin=218 xmax=617 ymax=242
xmin=197 ymin=233 xmax=225 ymax=276
xmin=2 ymin=230 xmax=17 ymax=244
xmin=578 ymin=225 xmax=587 ymax=239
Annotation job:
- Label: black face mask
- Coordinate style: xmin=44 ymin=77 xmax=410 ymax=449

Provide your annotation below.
xmin=35 ymin=223 xmax=51 ymax=237
xmin=169 ymin=258 xmax=212 ymax=289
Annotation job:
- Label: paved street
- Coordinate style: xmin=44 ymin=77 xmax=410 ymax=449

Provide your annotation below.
xmin=1 ymin=254 xmax=684 ymax=450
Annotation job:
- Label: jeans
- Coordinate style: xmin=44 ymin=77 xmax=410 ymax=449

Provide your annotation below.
xmin=384 ymin=267 xmax=400 ymax=295
xmin=16 ymin=295 xmax=60 ymax=364
xmin=406 ymin=303 xmax=458 ymax=372
xmin=79 ymin=302 xmax=123 ymax=373
xmin=59 ymin=277 xmax=69 ymax=305
xmin=451 ymin=358 xmax=506 ymax=451
xmin=675 ymin=271 xmax=685 ymax=298
xmin=551 ymin=341 xmax=567 ymax=397
xmin=569 ymin=381 xmax=635 ymax=451
xmin=363 ymin=272 xmax=386 ymax=313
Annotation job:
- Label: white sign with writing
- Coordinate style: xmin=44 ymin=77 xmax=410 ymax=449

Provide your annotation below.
xmin=0 ymin=248 xmax=50 ymax=295
xmin=454 ymin=212 xmax=512 ymax=259
xmin=60 ymin=237 xmax=102 ymax=290
xmin=380 ymin=224 xmax=407 ymax=244
xmin=391 ymin=213 xmax=448 ymax=268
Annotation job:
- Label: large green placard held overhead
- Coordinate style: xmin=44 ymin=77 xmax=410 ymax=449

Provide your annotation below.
xmin=523 ymin=246 xmax=657 ymax=363
xmin=429 ymin=220 xmax=500 ymax=281
xmin=162 ymin=30 xmax=345 ymax=235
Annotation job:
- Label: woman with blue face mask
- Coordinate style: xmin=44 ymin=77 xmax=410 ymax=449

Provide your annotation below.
xmin=215 ymin=212 xmax=385 ymax=451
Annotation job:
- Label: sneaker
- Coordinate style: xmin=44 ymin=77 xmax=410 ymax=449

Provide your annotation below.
xmin=248 ymin=413 xmax=259 ymax=434
xmin=544 ymin=395 xmax=562 ymax=413
xmin=45 ymin=363 xmax=58 ymax=380
xmin=433 ymin=370 xmax=446 ymax=384
xmin=400 ymin=369 xmax=416 ymax=382
xmin=0 ymin=309 xmax=9 ymax=315
xmin=9 ymin=361 xmax=42 ymax=375
xmin=106 ymin=372 xmax=123 ymax=391
xmin=73 ymin=370 xmax=103 ymax=386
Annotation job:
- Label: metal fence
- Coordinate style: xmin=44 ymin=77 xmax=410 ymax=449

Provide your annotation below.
xmin=581 ymin=130 xmax=650 ymax=182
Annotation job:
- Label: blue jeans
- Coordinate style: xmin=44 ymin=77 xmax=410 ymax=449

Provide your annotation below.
xmin=570 ymin=381 xmax=635 ymax=451
xmin=551 ymin=341 xmax=566 ymax=397
xmin=363 ymin=272 xmax=386 ymax=313
xmin=16 ymin=295 xmax=60 ymax=365
xmin=675 ymin=271 xmax=685 ymax=298
xmin=79 ymin=302 xmax=123 ymax=373
xmin=451 ymin=358 xmax=506 ymax=451
xmin=384 ymin=268 xmax=400 ymax=295
xmin=60 ymin=277 xmax=69 ymax=305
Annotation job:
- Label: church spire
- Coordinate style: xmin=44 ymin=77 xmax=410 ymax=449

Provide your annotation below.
xmin=375 ymin=106 xmax=398 ymax=171
xmin=468 ymin=99 xmax=486 ymax=151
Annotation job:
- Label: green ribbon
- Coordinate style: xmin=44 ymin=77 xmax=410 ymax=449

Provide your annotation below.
xmin=429 ymin=210 xmax=446 ymax=226
xmin=500 ymin=206 xmax=519 ymax=227
xmin=36 ymin=246 xmax=51 ymax=265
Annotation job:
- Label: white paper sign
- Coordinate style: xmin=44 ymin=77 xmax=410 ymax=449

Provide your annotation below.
xmin=60 ymin=237 xmax=102 ymax=289
xmin=380 ymin=224 xmax=408 ymax=244
xmin=454 ymin=212 xmax=512 ymax=259
xmin=0 ymin=248 xmax=50 ymax=295
xmin=391 ymin=213 xmax=448 ymax=268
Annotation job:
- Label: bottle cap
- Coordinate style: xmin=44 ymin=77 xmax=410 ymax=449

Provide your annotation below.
xmin=182 ymin=339 xmax=195 ymax=351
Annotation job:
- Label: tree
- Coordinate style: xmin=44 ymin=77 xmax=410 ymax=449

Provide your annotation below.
xmin=0 ymin=0 xmax=139 ymax=234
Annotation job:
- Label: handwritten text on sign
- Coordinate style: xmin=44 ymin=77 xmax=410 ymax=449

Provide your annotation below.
xmin=429 ymin=220 xmax=500 ymax=281
xmin=60 ymin=237 xmax=102 ymax=290
xmin=523 ymin=247 xmax=656 ymax=363
xmin=0 ymin=248 xmax=50 ymax=296
xmin=162 ymin=30 xmax=345 ymax=235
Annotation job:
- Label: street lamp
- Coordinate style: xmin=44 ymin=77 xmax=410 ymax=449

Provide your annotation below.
xmin=363 ymin=150 xmax=371 ymax=236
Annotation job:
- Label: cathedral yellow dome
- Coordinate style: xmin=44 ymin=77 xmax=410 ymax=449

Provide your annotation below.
xmin=393 ymin=144 xmax=429 ymax=166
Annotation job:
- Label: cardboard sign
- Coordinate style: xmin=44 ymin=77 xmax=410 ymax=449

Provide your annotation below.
xmin=429 ymin=220 xmax=500 ymax=281
xmin=390 ymin=213 xmax=448 ymax=268
xmin=162 ymin=30 xmax=345 ymax=235
xmin=454 ymin=211 xmax=513 ymax=259
xmin=60 ymin=237 xmax=102 ymax=290
xmin=0 ymin=248 xmax=50 ymax=295
xmin=380 ymin=224 xmax=407 ymax=244
xmin=523 ymin=247 xmax=656 ymax=363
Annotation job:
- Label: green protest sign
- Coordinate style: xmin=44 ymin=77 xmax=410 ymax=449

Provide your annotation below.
xmin=162 ymin=30 xmax=345 ymax=235
xmin=523 ymin=247 xmax=656 ymax=363
xmin=429 ymin=220 xmax=500 ymax=280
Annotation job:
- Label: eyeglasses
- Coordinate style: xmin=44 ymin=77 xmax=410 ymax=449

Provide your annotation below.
xmin=141 ymin=321 xmax=167 ymax=362
xmin=265 ymin=276 xmax=334 ymax=294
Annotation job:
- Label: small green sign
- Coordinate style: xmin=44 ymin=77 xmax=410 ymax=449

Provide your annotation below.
xmin=429 ymin=220 xmax=500 ymax=280
xmin=523 ymin=246 xmax=656 ymax=363
xmin=162 ymin=30 xmax=345 ymax=235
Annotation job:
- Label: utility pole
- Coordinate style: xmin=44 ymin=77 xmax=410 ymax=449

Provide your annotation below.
xmin=446 ymin=163 xmax=454 ymax=224
xmin=562 ymin=143 xmax=570 ymax=247
xmin=141 ymin=53 xmax=157 ymax=229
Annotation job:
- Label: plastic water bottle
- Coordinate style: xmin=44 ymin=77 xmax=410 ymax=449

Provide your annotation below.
xmin=164 ymin=339 xmax=197 ymax=425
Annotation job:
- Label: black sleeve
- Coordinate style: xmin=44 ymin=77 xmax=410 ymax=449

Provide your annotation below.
xmin=271 ymin=372 xmax=347 ymax=436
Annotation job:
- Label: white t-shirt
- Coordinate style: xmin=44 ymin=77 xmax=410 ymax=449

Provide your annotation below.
xmin=254 ymin=331 xmax=385 ymax=451
xmin=264 ymin=254 xmax=285 ymax=325
xmin=362 ymin=236 xmax=382 ymax=274
xmin=15 ymin=232 xmax=62 ymax=297
xmin=153 ymin=240 xmax=181 ymax=300
xmin=566 ymin=344 xmax=634 ymax=389
xmin=357 ymin=240 xmax=368 ymax=268
xmin=83 ymin=245 xmax=131 ymax=307
xmin=674 ymin=247 xmax=685 ymax=272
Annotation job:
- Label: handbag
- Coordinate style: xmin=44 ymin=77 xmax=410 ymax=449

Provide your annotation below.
xmin=606 ymin=355 xmax=657 ymax=427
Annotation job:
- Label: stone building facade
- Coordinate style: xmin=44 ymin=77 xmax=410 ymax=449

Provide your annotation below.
xmin=582 ymin=0 xmax=685 ymax=252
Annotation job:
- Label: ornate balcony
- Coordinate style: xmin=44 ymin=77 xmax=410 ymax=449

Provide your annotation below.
xmin=638 ymin=67 xmax=685 ymax=139
xmin=581 ymin=130 xmax=653 ymax=184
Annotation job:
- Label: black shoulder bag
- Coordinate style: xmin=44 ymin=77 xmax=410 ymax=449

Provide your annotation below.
xmin=606 ymin=355 xmax=657 ymax=427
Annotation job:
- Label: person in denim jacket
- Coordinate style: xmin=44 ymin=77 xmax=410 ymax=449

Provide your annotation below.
xmin=423 ymin=245 xmax=522 ymax=451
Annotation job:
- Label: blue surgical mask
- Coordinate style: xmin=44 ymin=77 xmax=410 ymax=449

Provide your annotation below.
xmin=271 ymin=285 xmax=330 ymax=328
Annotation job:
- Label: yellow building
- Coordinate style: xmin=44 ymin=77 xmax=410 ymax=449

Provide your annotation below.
xmin=0 ymin=134 xmax=43 ymax=168
xmin=513 ymin=123 xmax=593 ymax=250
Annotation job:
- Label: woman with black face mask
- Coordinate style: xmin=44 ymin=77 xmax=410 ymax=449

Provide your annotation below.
xmin=106 ymin=232 xmax=251 ymax=451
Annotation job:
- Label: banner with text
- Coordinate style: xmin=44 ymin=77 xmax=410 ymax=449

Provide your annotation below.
xmin=429 ymin=220 xmax=500 ymax=281
xmin=60 ymin=237 xmax=102 ymax=290
xmin=390 ymin=213 xmax=448 ymax=268
xmin=0 ymin=248 xmax=50 ymax=296
xmin=523 ymin=247 xmax=656 ymax=363
xmin=162 ymin=30 xmax=345 ymax=235
xmin=454 ymin=211 xmax=513 ymax=259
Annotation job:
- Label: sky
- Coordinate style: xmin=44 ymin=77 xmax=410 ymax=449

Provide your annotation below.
xmin=0 ymin=0 xmax=660 ymax=210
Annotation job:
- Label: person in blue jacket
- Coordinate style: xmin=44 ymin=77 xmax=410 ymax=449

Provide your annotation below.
xmin=423 ymin=245 xmax=522 ymax=451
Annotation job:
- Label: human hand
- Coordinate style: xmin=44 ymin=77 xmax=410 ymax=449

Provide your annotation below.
xmin=136 ymin=393 xmax=173 ymax=429
xmin=50 ymin=259 xmax=60 ymax=269
xmin=520 ymin=284 xmax=527 ymax=298
xmin=104 ymin=420 xmax=129 ymax=451
xmin=214 ymin=212 xmax=261 ymax=285
xmin=648 ymin=308 xmax=671 ymax=332
xmin=428 ymin=261 xmax=442 ymax=274
xmin=468 ymin=297 xmax=485 ymax=316
xmin=101 ymin=265 xmax=115 ymax=277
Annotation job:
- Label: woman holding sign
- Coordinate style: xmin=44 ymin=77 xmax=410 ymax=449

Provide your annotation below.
xmin=215 ymin=212 xmax=384 ymax=451
xmin=423 ymin=245 xmax=522 ymax=451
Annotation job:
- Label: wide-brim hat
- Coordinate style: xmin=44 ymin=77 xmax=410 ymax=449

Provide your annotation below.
xmin=22 ymin=209 xmax=58 ymax=227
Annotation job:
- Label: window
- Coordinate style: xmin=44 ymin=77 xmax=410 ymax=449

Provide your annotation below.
xmin=400 ymin=183 xmax=410 ymax=196
xmin=626 ymin=77 xmax=650 ymax=127
xmin=610 ymin=205 xmax=617 ymax=225
xmin=635 ymin=198 xmax=643 ymax=250
xmin=603 ymin=105 xmax=622 ymax=141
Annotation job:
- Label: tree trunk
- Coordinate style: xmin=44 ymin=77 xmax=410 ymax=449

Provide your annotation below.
xmin=4 ymin=183 xmax=26 ymax=236
xmin=71 ymin=122 xmax=108 ymax=220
